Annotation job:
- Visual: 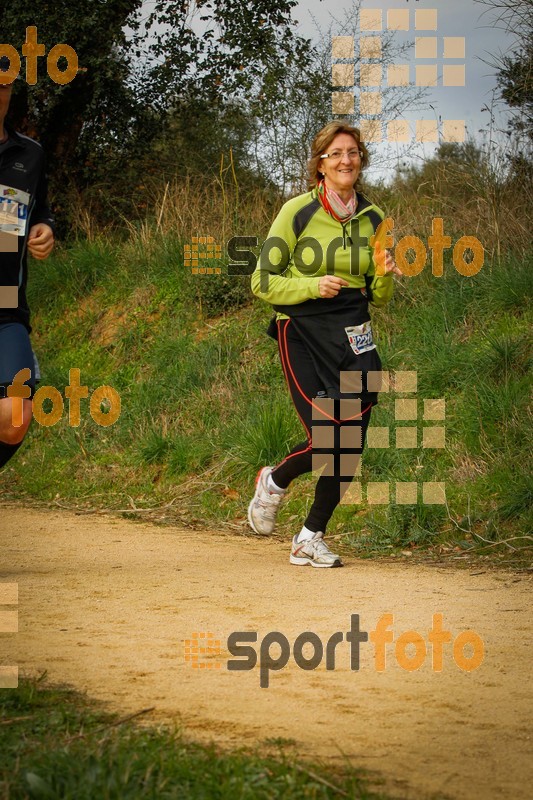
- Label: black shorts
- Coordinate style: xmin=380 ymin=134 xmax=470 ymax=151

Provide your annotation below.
xmin=0 ymin=322 xmax=40 ymax=399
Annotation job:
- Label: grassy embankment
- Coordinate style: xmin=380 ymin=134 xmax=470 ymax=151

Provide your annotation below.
xmin=2 ymin=177 xmax=532 ymax=564
xmin=0 ymin=677 xmax=391 ymax=799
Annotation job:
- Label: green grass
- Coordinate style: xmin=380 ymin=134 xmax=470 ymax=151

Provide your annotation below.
xmin=2 ymin=232 xmax=532 ymax=564
xmin=0 ymin=677 xmax=392 ymax=800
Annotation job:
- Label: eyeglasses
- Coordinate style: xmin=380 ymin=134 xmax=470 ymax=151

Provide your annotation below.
xmin=320 ymin=149 xmax=363 ymax=161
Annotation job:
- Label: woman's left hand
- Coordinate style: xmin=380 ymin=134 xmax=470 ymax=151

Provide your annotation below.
xmin=384 ymin=250 xmax=402 ymax=276
xmin=374 ymin=241 xmax=402 ymax=276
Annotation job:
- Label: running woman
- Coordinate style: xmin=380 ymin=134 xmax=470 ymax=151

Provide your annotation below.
xmin=0 ymin=58 xmax=55 ymax=469
xmin=248 ymin=120 xmax=401 ymax=567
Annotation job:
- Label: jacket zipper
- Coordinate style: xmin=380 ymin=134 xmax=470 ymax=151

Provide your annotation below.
xmin=341 ymin=204 xmax=376 ymax=249
xmin=342 ymin=221 xmax=355 ymax=250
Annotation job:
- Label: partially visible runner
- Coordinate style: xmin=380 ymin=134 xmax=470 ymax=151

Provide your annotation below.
xmin=0 ymin=57 xmax=55 ymax=470
xmin=248 ymin=120 xmax=401 ymax=567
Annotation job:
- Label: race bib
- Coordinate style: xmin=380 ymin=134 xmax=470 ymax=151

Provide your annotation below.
xmin=0 ymin=184 xmax=30 ymax=237
xmin=345 ymin=321 xmax=376 ymax=355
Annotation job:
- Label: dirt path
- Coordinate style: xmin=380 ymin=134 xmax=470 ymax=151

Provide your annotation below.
xmin=1 ymin=505 xmax=531 ymax=799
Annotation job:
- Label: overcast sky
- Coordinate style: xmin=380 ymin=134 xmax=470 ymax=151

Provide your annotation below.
xmin=293 ymin=0 xmax=515 ymax=177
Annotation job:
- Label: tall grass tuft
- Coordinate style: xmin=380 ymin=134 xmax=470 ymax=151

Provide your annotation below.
xmin=227 ymin=393 xmax=301 ymax=475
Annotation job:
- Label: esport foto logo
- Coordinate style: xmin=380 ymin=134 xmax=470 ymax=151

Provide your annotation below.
xmin=185 ymin=613 xmax=485 ymax=688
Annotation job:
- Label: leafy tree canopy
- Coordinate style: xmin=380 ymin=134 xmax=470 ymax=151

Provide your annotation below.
xmin=1 ymin=0 xmax=313 ymax=221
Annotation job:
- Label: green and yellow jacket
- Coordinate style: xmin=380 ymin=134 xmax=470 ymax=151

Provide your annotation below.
xmin=251 ymin=187 xmax=393 ymax=315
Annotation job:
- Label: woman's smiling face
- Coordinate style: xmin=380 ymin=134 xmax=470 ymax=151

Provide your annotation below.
xmin=318 ymin=132 xmax=362 ymax=197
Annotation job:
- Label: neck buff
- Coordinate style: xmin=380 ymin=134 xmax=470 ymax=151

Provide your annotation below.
xmin=317 ymin=178 xmax=358 ymax=222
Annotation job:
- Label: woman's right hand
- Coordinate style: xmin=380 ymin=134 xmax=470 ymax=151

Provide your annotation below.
xmin=318 ymin=275 xmax=350 ymax=298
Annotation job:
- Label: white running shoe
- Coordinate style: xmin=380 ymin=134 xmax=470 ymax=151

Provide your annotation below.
xmin=248 ymin=467 xmax=285 ymax=535
xmin=290 ymin=531 xmax=343 ymax=568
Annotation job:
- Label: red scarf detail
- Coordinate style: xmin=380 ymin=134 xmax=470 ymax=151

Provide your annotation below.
xmin=317 ymin=179 xmax=357 ymax=223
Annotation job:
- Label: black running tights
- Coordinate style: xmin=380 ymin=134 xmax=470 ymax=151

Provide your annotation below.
xmin=271 ymin=319 xmax=372 ymax=533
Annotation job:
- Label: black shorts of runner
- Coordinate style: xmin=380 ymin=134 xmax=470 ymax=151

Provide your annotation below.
xmin=0 ymin=322 xmax=40 ymax=400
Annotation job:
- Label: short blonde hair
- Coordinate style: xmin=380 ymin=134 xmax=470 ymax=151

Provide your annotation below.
xmin=308 ymin=120 xmax=369 ymax=191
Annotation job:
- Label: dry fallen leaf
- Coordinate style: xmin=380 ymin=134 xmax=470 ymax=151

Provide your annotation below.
xmin=222 ymin=487 xmax=239 ymax=500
